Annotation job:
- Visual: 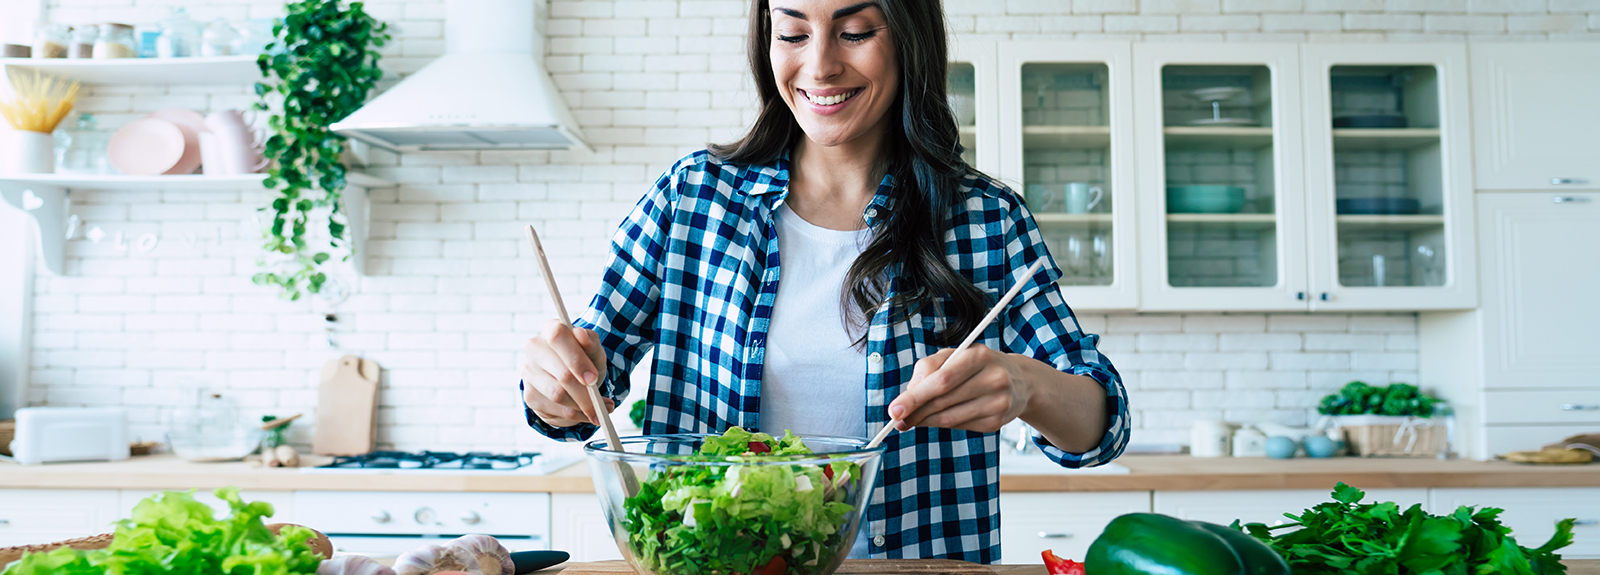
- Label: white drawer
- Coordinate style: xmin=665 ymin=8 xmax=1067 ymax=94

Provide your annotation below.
xmin=1484 ymin=390 xmax=1600 ymax=424
xmin=1155 ymin=489 xmax=1430 ymax=528
xmin=1430 ymin=488 xmax=1600 ymax=559
xmin=0 ymin=489 xmax=121 ymax=546
xmin=119 ymin=489 xmax=295 ymax=525
xmin=998 ymin=492 xmax=1150 ymax=564
xmin=1485 ymin=425 xmax=1599 ymax=456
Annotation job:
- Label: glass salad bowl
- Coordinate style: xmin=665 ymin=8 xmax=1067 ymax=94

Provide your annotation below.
xmin=585 ymin=431 xmax=884 ymax=575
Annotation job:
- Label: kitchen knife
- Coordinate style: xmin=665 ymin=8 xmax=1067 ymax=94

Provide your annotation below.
xmin=510 ymin=550 xmax=569 ymax=574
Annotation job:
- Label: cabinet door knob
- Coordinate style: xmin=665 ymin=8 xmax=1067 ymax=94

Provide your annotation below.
xmin=1550 ymin=178 xmax=1588 ymax=185
xmin=0 ymin=518 xmax=10 ymax=525
xmin=1038 ymin=532 xmax=1073 ymax=539
xmin=1560 ymin=404 xmax=1600 ymax=411
xmin=1296 ymin=292 xmax=1306 ymax=301
xmin=371 ymin=511 xmax=391 ymax=524
xmin=461 ymin=511 xmax=483 ymax=525
xmin=1552 ymin=196 xmax=1591 ymax=203
xmin=1319 ymin=293 xmax=1330 ymax=301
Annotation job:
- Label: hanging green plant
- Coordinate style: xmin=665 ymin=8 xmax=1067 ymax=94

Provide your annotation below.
xmin=252 ymin=0 xmax=389 ymax=300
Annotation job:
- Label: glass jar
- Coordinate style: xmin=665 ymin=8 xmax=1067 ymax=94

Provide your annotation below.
xmin=68 ymin=25 xmax=96 ymax=59
xmin=236 ymin=18 xmax=276 ymax=56
xmin=32 ymin=23 xmax=70 ymax=58
xmin=55 ymin=113 xmax=112 ymax=175
xmin=155 ymin=8 xmax=201 ymax=58
xmin=200 ymin=19 xmax=239 ymax=57
xmin=92 ymin=23 xmax=136 ymax=59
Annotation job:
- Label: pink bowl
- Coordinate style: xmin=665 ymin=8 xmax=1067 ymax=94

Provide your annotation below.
xmin=108 ymin=118 xmax=185 ymax=176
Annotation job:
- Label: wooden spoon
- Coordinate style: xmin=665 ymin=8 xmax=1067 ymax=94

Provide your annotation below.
xmin=866 ymin=259 xmax=1047 ymax=450
xmin=524 ymin=225 xmax=638 ymax=497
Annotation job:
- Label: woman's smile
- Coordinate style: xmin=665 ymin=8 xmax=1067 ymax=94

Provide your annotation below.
xmin=799 ymin=87 xmax=865 ymax=114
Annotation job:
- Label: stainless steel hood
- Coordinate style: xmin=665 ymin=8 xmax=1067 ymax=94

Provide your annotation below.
xmin=331 ymin=0 xmax=589 ymax=152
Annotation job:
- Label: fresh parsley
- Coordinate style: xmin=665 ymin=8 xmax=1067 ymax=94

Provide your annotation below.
xmin=1239 ymin=483 xmax=1575 ymax=575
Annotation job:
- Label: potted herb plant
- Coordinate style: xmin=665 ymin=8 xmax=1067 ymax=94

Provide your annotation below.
xmin=1317 ymin=381 xmax=1448 ymax=457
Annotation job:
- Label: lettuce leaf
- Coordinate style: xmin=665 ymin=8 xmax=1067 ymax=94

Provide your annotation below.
xmin=2 ymin=487 xmax=322 ymax=575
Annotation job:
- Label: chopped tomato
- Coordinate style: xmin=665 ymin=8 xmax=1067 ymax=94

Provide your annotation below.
xmin=752 ymin=555 xmax=785 ymax=575
xmin=823 ymin=464 xmax=835 ymax=480
xmin=747 ymin=441 xmax=772 ymax=454
xmin=1043 ymin=550 xmax=1084 ymax=575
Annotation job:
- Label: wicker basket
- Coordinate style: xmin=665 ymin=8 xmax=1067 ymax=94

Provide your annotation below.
xmin=1332 ymin=415 xmax=1447 ymax=457
xmin=0 ymin=419 xmax=13 ymax=457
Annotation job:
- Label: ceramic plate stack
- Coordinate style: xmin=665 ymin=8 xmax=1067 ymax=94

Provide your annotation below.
xmin=106 ymin=109 xmax=207 ymax=176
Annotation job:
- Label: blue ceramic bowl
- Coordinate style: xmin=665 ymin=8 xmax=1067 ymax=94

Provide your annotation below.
xmin=1265 ymin=436 xmax=1300 ymax=459
xmin=1303 ymin=435 xmax=1340 ymax=458
xmin=1167 ymin=186 xmax=1246 ymax=214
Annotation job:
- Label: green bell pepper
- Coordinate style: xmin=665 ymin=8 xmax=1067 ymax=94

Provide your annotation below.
xmin=1086 ymin=513 xmax=1290 ymax=575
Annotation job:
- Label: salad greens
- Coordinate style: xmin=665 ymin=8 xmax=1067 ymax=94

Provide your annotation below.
xmin=622 ymin=427 xmax=862 ymax=575
xmin=1239 ymin=483 xmax=1575 ymax=575
xmin=2 ymin=487 xmax=322 ymax=575
xmin=1317 ymin=381 xmax=1440 ymax=417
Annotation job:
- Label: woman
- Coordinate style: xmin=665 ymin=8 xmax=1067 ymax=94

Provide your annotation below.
xmin=520 ymin=0 xmax=1129 ymax=563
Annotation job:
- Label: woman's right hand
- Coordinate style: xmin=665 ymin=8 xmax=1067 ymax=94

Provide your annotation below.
xmin=522 ymin=319 xmax=614 ymax=428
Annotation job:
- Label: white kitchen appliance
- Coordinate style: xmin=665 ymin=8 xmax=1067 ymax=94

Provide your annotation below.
xmin=293 ymin=491 xmax=551 ymax=557
xmin=9 ymin=407 xmax=130 ymax=465
xmin=330 ymin=0 xmax=588 ymax=152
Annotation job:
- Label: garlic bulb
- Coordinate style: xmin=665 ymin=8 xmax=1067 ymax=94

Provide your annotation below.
xmin=447 ymin=534 xmax=515 ymax=575
xmin=317 ymin=556 xmax=397 ymax=575
xmin=392 ymin=544 xmax=483 ymax=575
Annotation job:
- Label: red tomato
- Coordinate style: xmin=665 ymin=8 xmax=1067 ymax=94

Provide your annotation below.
xmin=747 ymin=441 xmax=772 ymax=454
xmin=752 ymin=555 xmax=786 ymax=575
xmin=1042 ymin=550 xmax=1084 ymax=575
xmin=823 ymin=464 xmax=835 ymax=481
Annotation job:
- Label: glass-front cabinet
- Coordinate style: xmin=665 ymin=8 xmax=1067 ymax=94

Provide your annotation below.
xmin=950 ymin=37 xmax=998 ymax=177
xmin=999 ymin=42 xmax=1138 ymax=310
xmin=1302 ymin=45 xmax=1476 ymax=310
xmin=1134 ymin=44 xmax=1308 ymax=311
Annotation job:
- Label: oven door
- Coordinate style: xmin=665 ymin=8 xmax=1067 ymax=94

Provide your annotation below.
xmin=324 ymin=534 xmax=546 ymax=557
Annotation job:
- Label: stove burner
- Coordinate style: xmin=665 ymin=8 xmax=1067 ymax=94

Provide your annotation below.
xmin=320 ymin=451 xmax=542 ymax=470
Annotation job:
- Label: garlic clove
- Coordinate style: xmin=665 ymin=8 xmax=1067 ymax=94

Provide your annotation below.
xmin=448 ymin=534 xmax=514 ymax=575
xmin=393 ymin=543 xmax=484 ymax=575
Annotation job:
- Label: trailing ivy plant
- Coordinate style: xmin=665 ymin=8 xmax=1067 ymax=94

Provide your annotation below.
xmin=252 ymin=0 xmax=389 ymax=300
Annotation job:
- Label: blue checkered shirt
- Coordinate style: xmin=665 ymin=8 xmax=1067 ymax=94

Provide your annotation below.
xmin=522 ymin=150 xmax=1129 ymax=563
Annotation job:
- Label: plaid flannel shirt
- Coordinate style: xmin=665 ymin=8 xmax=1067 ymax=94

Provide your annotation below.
xmin=522 ymin=150 xmax=1129 ymax=563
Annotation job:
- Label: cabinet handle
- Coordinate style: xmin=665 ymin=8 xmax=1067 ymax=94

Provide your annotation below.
xmin=1296 ymin=292 xmax=1306 ymax=301
xmin=371 ymin=511 xmax=391 ymax=524
xmin=1319 ymin=293 xmax=1330 ymax=301
xmin=1552 ymin=196 xmax=1590 ymax=204
xmin=0 ymin=519 xmax=9 ymax=525
xmin=1550 ymin=178 xmax=1588 ymax=185
xmin=1560 ymin=404 xmax=1600 ymax=411
xmin=1575 ymin=519 xmax=1599 ymax=526
xmin=461 ymin=511 xmax=482 ymax=525
xmin=1038 ymin=532 xmax=1073 ymax=539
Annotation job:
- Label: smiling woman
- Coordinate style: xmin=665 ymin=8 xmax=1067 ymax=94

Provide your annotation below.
xmin=519 ymin=0 xmax=1131 ymax=565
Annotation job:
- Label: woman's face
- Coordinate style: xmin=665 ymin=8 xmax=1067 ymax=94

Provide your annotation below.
xmin=769 ymin=0 xmax=898 ymax=148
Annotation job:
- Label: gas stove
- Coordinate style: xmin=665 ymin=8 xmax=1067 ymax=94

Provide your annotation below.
xmin=300 ymin=450 xmax=581 ymax=475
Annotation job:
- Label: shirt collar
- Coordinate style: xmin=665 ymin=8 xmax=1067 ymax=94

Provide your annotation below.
xmin=748 ymin=149 xmax=897 ymax=226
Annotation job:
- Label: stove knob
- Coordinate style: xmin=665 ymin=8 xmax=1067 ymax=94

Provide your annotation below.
xmin=461 ymin=511 xmax=482 ymax=525
xmin=414 ymin=507 xmax=438 ymax=525
xmin=371 ymin=511 xmax=391 ymax=524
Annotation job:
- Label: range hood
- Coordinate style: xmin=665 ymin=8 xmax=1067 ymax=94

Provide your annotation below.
xmin=331 ymin=0 xmax=589 ymax=152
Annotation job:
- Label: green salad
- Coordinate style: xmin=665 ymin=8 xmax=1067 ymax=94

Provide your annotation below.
xmin=621 ymin=427 xmax=863 ymax=575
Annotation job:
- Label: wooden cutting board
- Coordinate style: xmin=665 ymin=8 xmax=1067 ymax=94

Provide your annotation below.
xmin=312 ymin=354 xmax=381 ymax=456
xmin=555 ymin=560 xmax=998 ymax=574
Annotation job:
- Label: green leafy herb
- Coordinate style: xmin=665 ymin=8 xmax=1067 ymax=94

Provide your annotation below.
xmin=252 ymin=0 xmax=389 ymax=301
xmin=622 ymin=427 xmax=861 ymax=575
xmin=1317 ymin=381 xmax=1441 ymax=417
xmin=1238 ymin=483 xmax=1575 ymax=575
xmin=2 ymin=487 xmax=322 ymax=575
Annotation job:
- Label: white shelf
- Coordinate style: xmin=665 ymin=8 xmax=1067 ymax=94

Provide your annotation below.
xmin=1035 ymin=213 xmax=1114 ymax=224
xmin=1331 ymin=128 xmax=1441 ymax=150
xmin=1335 ymin=214 xmax=1446 ymax=230
xmin=0 ymin=56 xmax=262 ymax=85
xmin=0 ymin=172 xmax=394 ymax=276
xmin=1166 ymin=213 xmax=1277 ymax=230
xmin=1163 ymin=126 xmax=1274 ymax=148
xmin=1024 ymin=126 xmax=1111 ymax=149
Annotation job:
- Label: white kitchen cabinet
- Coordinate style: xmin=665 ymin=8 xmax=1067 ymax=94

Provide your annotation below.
xmin=951 ymin=37 xmax=999 ymax=178
xmin=1300 ymin=44 xmax=1476 ymax=311
xmin=551 ymin=493 xmax=623 ymax=563
xmin=1154 ymin=488 xmax=1429 ymax=528
xmin=118 ymin=489 xmax=295 ymax=525
xmin=0 ymin=489 xmax=120 ymax=547
xmin=1421 ymin=192 xmax=1600 ymax=460
xmin=999 ymin=42 xmax=1140 ymax=310
xmin=998 ymin=491 xmax=1149 ymax=564
xmin=1430 ymin=488 xmax=1600 ymax=559
xmin=1134 ymin=44 xmax=1309 ymax=311
xmin=1469 ymin=44 xmax=1600 ymax=191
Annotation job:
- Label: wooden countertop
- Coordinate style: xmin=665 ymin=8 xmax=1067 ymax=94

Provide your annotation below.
xmin=1 ymin=454 xmax=1596 ymax=493
xmin=542 ymin=561 xmax=1600 ymax=575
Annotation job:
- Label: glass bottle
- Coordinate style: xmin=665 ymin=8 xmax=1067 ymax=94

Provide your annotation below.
xmin=68 ymin=25 xmax=96 ymax=58
xmin=155 ymin=8 xmax=201 ymax=58
xmin=200 ymin=19 xmax=239 ymax=57
xmin=56 ymin=113 xmax=112 ymax=175
xmin=92 ymin=23 xmax=136 ymax=59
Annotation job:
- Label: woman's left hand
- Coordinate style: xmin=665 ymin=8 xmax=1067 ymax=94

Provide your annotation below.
xmin=887 ymin=344 xmax=1034 ymax=433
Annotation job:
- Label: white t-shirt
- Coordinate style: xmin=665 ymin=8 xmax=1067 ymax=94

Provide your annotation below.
xmin=759 ymin=203 xmax=870 ymax=441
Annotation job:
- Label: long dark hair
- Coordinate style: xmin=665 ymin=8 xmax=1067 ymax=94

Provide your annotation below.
xmin=708 ymin=0 xmax=988 ymax=347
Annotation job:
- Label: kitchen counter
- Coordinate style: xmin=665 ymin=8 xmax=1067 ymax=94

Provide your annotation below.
xmin=538 ymin=561 xmax=1600 ymax=575
xmin=1 ymin=454 xmax=1596 ymax=493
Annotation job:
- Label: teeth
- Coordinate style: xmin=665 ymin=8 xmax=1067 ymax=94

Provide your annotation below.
xmin=806 ymin=89 xmax=857 ymax=106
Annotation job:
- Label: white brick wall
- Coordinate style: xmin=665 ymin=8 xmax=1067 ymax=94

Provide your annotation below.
xmin=23 ymin=0 xmax=1595 ymax=453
